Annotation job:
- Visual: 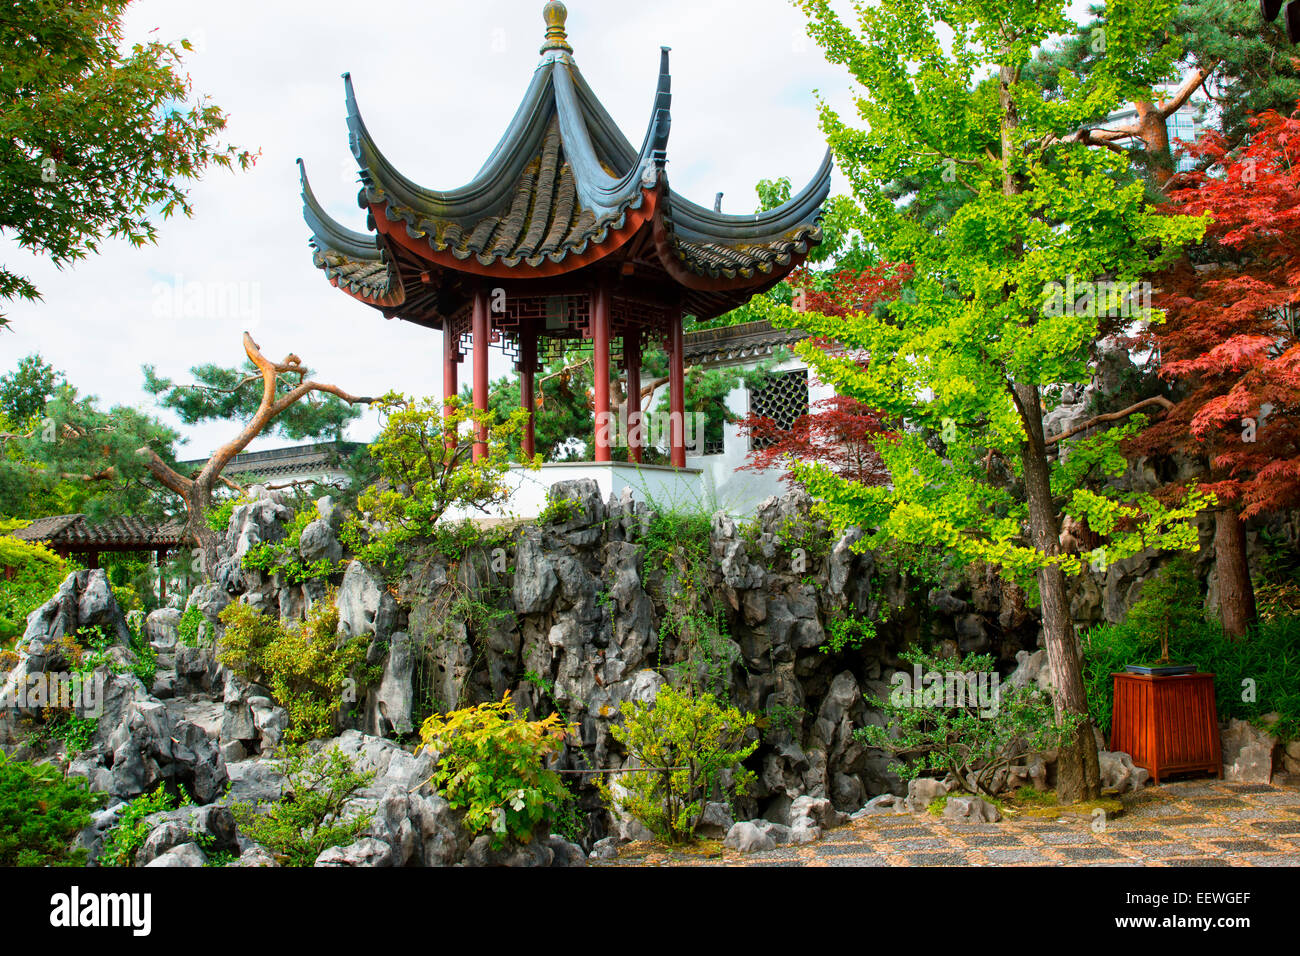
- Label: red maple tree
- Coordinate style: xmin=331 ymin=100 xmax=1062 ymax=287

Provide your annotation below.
xmin=739 ymin=262 xmax=909 ymax=486
xmin=741 ymin=390 xmax=893 ymax=486
xmin=1132 ymin=102 xmax=1300 ymax=635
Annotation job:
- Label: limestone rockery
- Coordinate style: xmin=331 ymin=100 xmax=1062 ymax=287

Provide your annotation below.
xmin=0 ymin=479 xmax=1126 ymax=865
xmin=201 ymin=480 xmax=1054 ymax=844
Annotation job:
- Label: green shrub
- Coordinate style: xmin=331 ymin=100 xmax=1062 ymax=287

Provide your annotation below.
xmin=854 ymin=648 xmax=1079 ymax=798
xmin=762 ymin=702 xmax=807 ymax=741
xmin=177 ymin=604 xmax=204 ymax=646
xmin=48 ymin=711 xmax=98 ymax=756
xmin=110 ymin=581 xmax=142 ymax=614
xmin=100 ymin=784 xmax=184 ymax=866
xmin=536 ymin=488 xmax=580 ymax=526
xmin=1255 ymin=527 xmax=1300 ymax=621
xmin=0 ymin=528 xmax=69 ymax=645
xmin=241 ymin=506 xmax=343 ymax=584
xmin=232 ymin=743 xmax=375 ymax=866
xmin=633 ymin=493 xmax=734 ymax=697
xmin=418 ymin=692 xmax=570 ymax=847
xmin=0 ymin=753 xmax=103 ymax=866
xmin=218 ymin=597 xmax=374 ymax=742
xmin=206 ymin=495 xmax=247 ymax=534
xmin=1083 ymin=610 xmax=1300 ymax=741
xmin=822 ymin=610 xmax=882 ymax=654
xmin=76 ymin=624 xmax=156 ymax=690
xmin=603 ymin=684 xmax=758 ymax=844
xmin=340 ymin=393 xmax=535 ymax=577
xmin=1119 ymin=557 xmax=1203 ymax=663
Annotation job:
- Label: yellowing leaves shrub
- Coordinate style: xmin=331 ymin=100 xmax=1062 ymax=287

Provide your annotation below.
xmin=218 ymin=596 xmax=371 ymax=742
xmin=603 ymin=684 xmax=758 ymax=844
xmin=418 ymin=693 xmax=570 ymax=847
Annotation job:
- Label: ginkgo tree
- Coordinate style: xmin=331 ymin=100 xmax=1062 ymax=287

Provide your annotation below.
xmin=767 ymin=0 xmax=1212 ymax=801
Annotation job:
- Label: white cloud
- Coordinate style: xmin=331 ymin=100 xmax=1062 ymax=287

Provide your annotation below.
xmin=0 ymin=0 xmax=854 ymax=457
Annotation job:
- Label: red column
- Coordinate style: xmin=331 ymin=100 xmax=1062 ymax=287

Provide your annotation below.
xmin=520 ymin=322 xmax=537 ymax=461
xmin=443 ymin=321 xmax=460 ymax=450
xmin=157 ymin=548 xmax=167 ymax=606
xmin=592 ymin=285 xmax=612 ymax=463
xmin=668 ymin=310 xmax=686 ymax=468
xmin=625 ymin=332 xmax=642 ymax=464
xmin=472 ymin=288 xmax=490 ymax=461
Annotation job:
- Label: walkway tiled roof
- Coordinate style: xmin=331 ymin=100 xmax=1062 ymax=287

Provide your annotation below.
xmin=10 ymin=515 xmax=185 ymax=549
xmin=683 ymin=320 xmax=808 ymax=366
xmin=178 ymin=442 xmax=360 ymax=480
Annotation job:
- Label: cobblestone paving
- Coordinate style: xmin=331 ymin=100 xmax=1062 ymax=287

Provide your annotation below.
xmin=605 ymin=776 xmax=1300 ymax=867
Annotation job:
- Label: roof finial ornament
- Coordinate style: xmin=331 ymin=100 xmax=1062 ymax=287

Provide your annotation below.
xmin=541 ymin=1 xmax=573 ymax=54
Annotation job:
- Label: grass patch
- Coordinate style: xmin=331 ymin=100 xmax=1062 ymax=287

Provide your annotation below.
xmin=1012 ymin=795 xmax=1124 ymax=819
xmin=612 ymin=838 xmax=727 ymax=863
xmin=1013 ymin=785 xmax=1057 ymax=806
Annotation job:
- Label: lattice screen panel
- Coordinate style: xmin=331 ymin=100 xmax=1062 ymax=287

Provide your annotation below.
xmin=749 ymin=369 xmax=809 ymax=450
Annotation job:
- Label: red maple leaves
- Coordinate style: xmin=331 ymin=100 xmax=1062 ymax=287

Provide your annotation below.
xmin=739 ymin=261 xmax=909 ymax=486
xmin=1134 ymin=103 xmax=1300 ymax=517
xmin=740 ymin=390 xmax=893 ymax=486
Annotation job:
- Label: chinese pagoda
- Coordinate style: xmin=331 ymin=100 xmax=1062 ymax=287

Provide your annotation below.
xmin=298 ymin=1 xmax=830 ymax=471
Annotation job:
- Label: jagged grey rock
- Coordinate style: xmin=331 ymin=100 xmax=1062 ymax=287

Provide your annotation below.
xmin=542 ymin=835 xmax=587 ymax=867
xmin=221 ymin=760 xmax=286 ymax=806
xmin=6 ymin=570 xmax=134 ymax=702
xmin=724 ymin=821 xmax=776 ymax=853
xmin=512 ymin=533 xmax=558 ymax=614
xmin=1098 ymin=750 xmax=1150 ymax=793
xmin=336 ymin=561 xmax=399 ymax=643
xmin=943 ymin=794 xmax=1002 ymax=823
xmin=233 ymin=845 xmax=279 ymax=867
xmin=367 ymin=629 xmax=415 ymax=737
xmin=315 ymin=838 xmax=394 ymax=867
xmin=145 ymin=843 xmax=208 ymax=867
xmin=463 ymin=834 xmax=554 ymax=867
xmin=852 ymin=793 xmax=907 ymax=818
xmin=697 ymin=801 xmax=734 ymax=840
xmin=248 ymin=696 xmax=288 ymax=749
xmin=1221 ymin=719 xmax=1276 ymax=784
xmin=136 ymin=821 xmax=191 ymax=866
xmin=790 ymin=794 xmax=846 ymax=831
xmin=905 ymin=778 xmax=949 ymax=813
xmin=145 ymin=608 xmax=181 ymax=648
xmin=298 ymin=519 xmax=342 ymax=563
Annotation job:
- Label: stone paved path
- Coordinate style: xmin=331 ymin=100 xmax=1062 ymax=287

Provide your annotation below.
xmin=603 ymin=776 xmax=1300 ymax=867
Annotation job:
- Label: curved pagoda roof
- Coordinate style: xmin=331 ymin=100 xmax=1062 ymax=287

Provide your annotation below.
xmin=299 ymin=2 xmax=831 ymax=326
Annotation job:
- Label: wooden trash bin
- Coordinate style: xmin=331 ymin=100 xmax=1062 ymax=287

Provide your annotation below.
xmin=1110 ymin=672 xmax=1222 ymax=784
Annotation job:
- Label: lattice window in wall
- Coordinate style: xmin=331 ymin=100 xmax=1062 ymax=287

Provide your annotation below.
xmin=749 ymin=369 xmax=809 ymax=450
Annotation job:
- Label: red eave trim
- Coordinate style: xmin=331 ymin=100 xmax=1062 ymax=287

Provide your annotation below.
xmin=651 ymin=186 xmax=810 ymax=293
xmin=368 ymin=189 xmax=659 ymax=281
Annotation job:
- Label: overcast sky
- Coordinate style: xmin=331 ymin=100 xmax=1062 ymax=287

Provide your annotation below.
xmin=0 ymin=0 xmax=859 ymax=458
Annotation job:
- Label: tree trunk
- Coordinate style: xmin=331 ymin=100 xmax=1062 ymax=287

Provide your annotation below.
xmin=186 ymin=480 xmax=220 ymax=579
xmin=1000 ymin=57 xmax=1100 ymax=802
xmin=1133 ymin=100 xmax=1175 ymax=187
xmin=1214 ymin=507 xmax=1256 ymax=638
xmin=1016 ymin=383 xmax=1102 ymax=803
